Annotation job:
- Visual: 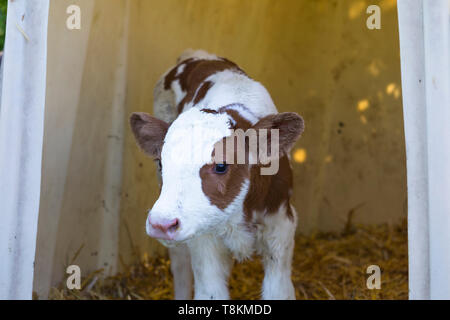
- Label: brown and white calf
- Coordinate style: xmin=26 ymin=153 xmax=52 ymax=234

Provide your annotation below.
xmin=130 ymin=49 xmax=304 ymax=300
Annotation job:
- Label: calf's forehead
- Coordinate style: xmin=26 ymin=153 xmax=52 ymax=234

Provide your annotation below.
xmin=161 ymin=108 xmax=232 ymax=166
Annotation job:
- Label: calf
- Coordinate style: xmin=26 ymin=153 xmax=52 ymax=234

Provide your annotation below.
xmin=130 ymin=49 xmax=304 ymax=300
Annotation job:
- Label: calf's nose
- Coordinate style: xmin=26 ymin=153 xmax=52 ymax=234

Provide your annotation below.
xmin=150 ymin=217 xmax=180 ymax=234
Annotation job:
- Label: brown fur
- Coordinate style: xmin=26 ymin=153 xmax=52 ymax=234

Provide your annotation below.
xmin=193 ymin=81 xmax=214 ymax=105
xmin=130 ymin=112 xmax=169 ymax=159
xmin=244 ymin=156 xmax=294 ymax=221
xmin=200 ymin=163 xmax=249 ymax=210
xmin=164 ymin=58 xmax=245 ymax=114
xmin=199 ymin=109 xmax=303 ymax=222
xmin=200 ymin=104 xmax=253 ymax=131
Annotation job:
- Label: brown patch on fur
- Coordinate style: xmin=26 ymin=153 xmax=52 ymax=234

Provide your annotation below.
xmin=201 ymin=104 xmax=253 ymax=130
xmin=218 ymin=105 xmax=253 ymax=131
xmin=164 ymin=58 xmax=245 ymax=113
xmin=200 ymin=107 xmax=252 ymax=211
xmin=193 ymin=81 xmax=214 ymax=104
xmin=130 ymin=112 xmax=169 ymax=159
xmin=200 ymin=148 xmax=293 ymax=220
xmin=200 ymin=163 xmax=249 ymax=210
xmin=242 ymin=113 xmax=303 ymax=220
xmin=199 ymin=108 xmax=218 ymax=114
xmin=244 ymin=156 xmax=294 ymax=221
xmin=199 ymin=109 xmax=301 ymax=221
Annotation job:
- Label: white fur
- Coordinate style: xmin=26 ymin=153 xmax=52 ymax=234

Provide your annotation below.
xmin=149 ymin=49 xmax=297 ymax=300
xmin=193 ymin=70 xmax=277 ymax=120
xmin=188 ymin=234 xmax=232 ymax=299
xmin=169 ymin=244 xmax=193 ymax=299
xmin=148 ymin=109 xmax=235 ymax=242
xmin=215 ymin=180 xmax=256 ymax=261
xmin=177 ymin=49 xmax=218 ymax=63
xmin=171 ymin=80 xmax=186 ymax=106
xmin=176 ymin=63 xmax=186 ymax=76
xmin=255 ymin=203 xmax=297 ymax=300
xmin=153 ymin=76 xmax=177 ymax=123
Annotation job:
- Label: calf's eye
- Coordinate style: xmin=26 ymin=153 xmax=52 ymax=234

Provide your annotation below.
xmin=214 ymin=163 xmax=228 ymax=174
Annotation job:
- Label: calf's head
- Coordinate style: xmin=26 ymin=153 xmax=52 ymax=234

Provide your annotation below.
xmin=130 ymin=107 xmax=304 ymax=245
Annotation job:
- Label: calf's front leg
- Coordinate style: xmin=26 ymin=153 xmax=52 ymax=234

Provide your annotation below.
xmin=188 ymin=234 xmax=232 ymax=300
xmin=169 ymin=244 xmax=193 ymax=300
xmin=260 ymin=205 xmax=297 ymax=300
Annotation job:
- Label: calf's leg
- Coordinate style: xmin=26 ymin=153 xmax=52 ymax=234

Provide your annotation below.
xmin=188 ymin=235 xmax=232 ymax=300
xmin=169 ymin=244 xmax=193 ymax=300
xmin=260 ymin=204 xmax=297 ymax=300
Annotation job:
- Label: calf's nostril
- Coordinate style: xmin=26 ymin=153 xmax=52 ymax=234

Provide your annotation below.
xmin=150 ymin=217 xmax=180 ymax=234
xmin=168 ymin=218 xmax=180 ymax=232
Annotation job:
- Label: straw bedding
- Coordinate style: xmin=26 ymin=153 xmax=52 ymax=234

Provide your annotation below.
xmin=47 ymin=221 xmax=408 ymax=300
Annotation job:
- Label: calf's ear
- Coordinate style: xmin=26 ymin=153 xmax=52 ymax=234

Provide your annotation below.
xmin=252 ymin=112 xmax=305 ymax=158
xmin=130 ymin=112 xmax=169 ymax=158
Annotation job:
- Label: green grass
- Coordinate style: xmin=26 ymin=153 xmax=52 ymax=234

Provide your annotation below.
xmin=0 ymin=0 xmax=7 ymax=51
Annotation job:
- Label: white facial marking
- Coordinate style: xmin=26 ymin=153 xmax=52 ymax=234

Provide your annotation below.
xmin=147 ymin=108 xmax=234 ymax=241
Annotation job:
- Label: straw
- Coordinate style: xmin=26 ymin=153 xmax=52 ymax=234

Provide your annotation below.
xmin=47 ymin=221 xmax=407 ymax=300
